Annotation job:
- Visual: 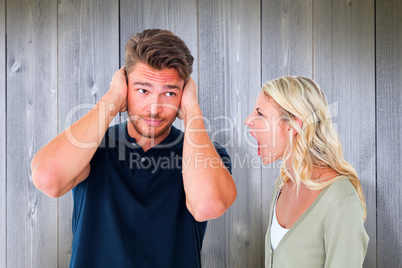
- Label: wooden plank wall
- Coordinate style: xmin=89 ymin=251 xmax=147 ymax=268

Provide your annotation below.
xmin=313 ymin=1 xmax=376 ymax=266
xmin=0 ymin=0 xmax=6 ymax=266
xmin=376 ymin=0 xmax=402 ymax=267
xmin=57 ymin=0 xmax=119 ymax=266
xmin=198 ymin=0 xmax=262 ymax=266
xmin=0 ymin=0 xmax=400 ymax=267
xmin=6 ymin=1 xmax=58 ymax=268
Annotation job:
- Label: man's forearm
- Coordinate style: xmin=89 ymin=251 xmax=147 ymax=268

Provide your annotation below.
xmin=182 ymin=106 xmax=237 ymax=222
xmin=31 ymin=92 xmax=121 ymax=197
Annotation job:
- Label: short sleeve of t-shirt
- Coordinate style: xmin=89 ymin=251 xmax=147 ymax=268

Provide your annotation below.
xmin=213 ymin=142 xmax=232 ymax=174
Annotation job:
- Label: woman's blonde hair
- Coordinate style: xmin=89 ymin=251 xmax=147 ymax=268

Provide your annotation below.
xmin=262 ymin=76 xmax=366 ymax=220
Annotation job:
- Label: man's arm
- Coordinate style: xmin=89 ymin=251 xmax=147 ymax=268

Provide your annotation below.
xmin=31 ymin=67 xmax=127 ymax=198
xmin=179 ymin=78 xmax=237 ymax=222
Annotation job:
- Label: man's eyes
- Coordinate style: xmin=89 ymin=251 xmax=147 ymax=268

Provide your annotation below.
xmin=137 ymin=89 xmax=176 ymax=97
xmin=165 ymin=92 xmax=176 ymax=97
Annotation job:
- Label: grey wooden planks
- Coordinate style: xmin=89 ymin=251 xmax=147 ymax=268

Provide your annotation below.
xmin=0 ymin=0 xmax=400 ymax=267
xmin=6 ymin=0 xmax=58 ymax=267
xmin=376 ymin=0 xmax=402 ymax=267
xmin=262 ymin=0 xmax=313 ymax=81
xmin=313 ymin=1 xmax=376 ymax=267
xmin=198 ymin=0 xmax=262 ymax=266
xmin=0 ymin=0 xmax=6 ymax=266
xmin=57 ymin=0 xmax=120 ymax=266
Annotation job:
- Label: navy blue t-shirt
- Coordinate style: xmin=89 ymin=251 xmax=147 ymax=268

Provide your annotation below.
xmin=69 ymin=122 xmax=231 ymax=268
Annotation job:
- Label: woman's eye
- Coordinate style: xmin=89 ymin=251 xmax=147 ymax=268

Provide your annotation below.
xmin=165 ymin=92 xmax=176 ymax=97
xmin=138 ymin=89 xmax=147 ymax=94
xmin=257 ymin=110 xmax=263 ymax=116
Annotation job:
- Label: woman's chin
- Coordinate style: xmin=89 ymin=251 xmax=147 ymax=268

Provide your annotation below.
xmin=259 ymin=149 xmax=281 ymax=165
xmin=260 ymin=156 xmax=275 ymax=165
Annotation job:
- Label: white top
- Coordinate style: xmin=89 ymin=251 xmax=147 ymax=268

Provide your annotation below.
xmin=270 ymin=194 xmax=289 ymax=250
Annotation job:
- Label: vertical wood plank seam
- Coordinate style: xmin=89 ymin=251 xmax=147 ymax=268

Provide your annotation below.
xmin=373 ymin=1 xmax=378 ymax=267
xmin=259 ymin=0 xmax=262 ymax=86
xmin=118 ymin=0 xmax=122 ymax=124
xmin=29 ymin=3 xmax=35 ymax=265
xmin=196 ymin=0 xmax=200 ymax=94
xmin=259 ymin=0 xmax=263 ymax=263
xmin=56 ymin=1 xmax=60 ymax=266
xmin=118 ymin=0 xmax=121 ymax=68
xmin=195 ymin=0 xmax=201 ymax=264
xmin=312 ymin=0 xmax=314 ymax=80
xmin=348 ymin=3 xmax=351 ymax=114
xmin=3 ymin=0 xmax=7 ymax=265
xmin=78 ymin=0 xmax=83 ymax=113
xmin=196 ymin=1 xmax=201 ymax=261
xmin=90 ymin=1 xmax=95 ymax=104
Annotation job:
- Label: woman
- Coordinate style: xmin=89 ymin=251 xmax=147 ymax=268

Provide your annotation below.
xmin=245 ymin=76 xmax=369 ymax=267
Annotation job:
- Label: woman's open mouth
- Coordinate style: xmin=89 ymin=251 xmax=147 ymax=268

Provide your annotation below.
xmin=249 ymin=131 xmax=260 ymax=156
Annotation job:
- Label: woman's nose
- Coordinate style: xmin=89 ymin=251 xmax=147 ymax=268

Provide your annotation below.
xmin=244 ymin=114 xmax=254 ymax=127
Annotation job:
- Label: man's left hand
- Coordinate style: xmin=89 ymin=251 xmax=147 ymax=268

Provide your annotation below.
xmin=178 ymin=77 xmax=200 ymax=121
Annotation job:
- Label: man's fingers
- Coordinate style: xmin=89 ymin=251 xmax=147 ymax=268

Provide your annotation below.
xmin=177 ymin=108 xmax=184 ymax=120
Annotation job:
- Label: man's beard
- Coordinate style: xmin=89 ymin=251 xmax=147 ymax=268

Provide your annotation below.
xmin=127 ymin=111 xmax=176 ymax=139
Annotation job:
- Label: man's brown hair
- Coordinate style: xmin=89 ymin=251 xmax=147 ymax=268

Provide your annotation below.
xmin=125 ymin=29 xmax=193 ymax=83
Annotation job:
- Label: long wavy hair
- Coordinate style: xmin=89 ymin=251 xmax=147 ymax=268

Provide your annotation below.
xmin=262 ymin=76 xmax=366 ymax=220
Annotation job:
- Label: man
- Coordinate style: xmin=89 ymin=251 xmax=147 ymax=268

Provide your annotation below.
xmin=31 ymin=29 xmax=236 ymax=267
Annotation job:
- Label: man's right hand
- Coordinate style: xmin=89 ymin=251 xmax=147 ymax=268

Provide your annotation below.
xmin=108 ymin=66 xmax=128 ymax=112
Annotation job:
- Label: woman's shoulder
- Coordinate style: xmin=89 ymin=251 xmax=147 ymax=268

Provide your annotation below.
xmin=326 ymin=176 xmax=356 ymax=194
xmin=319 ymin=177 xmax=363 ymax=213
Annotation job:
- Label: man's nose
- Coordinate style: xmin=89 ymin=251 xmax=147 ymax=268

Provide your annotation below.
xmin=148 ymin=95 xmax=163 ymax=114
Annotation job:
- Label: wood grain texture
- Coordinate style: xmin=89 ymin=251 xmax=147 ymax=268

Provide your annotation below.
xmin=198 ymin=0 xmax=261 ymax=266
xmin=261 ymin=0 xmax=313 ymax=264
xmin=262 ymin=0 xmax=313 ymax=81
xmin=6 ymin=0 xmax=58 ymax=267
xmin=313 ymin=1 xmax=376 ymax=267
xmin=119 ymin=0 xmax=197 ymax=128
xmin=0 ymin=0 xmax=6 ymax=266
xmin=0 ymin=0 xmax=400 ymax=267
xmin=376 ymin=0 xmax=402 ymax=267
xmin=57 ymin=0 xmax=119 ymax=266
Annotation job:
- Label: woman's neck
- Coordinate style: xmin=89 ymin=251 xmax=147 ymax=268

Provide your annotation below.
xmin=284 ymin=157 xmax=339 ymax=186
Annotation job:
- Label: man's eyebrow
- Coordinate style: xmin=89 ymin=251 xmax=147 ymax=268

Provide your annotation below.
xmin=164 ymin=84 xmax=181 ymax=90
xmin=133 ymin=81 xmax=153 ymax=88
xmin=133 ymin=82 xmax=181 ymax=91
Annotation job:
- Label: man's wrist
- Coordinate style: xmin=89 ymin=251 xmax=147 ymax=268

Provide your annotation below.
xmin=100 ymin=91 xmax=125 ymax=116
xmin=183 ymin=104 xmax=202 ymax=124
